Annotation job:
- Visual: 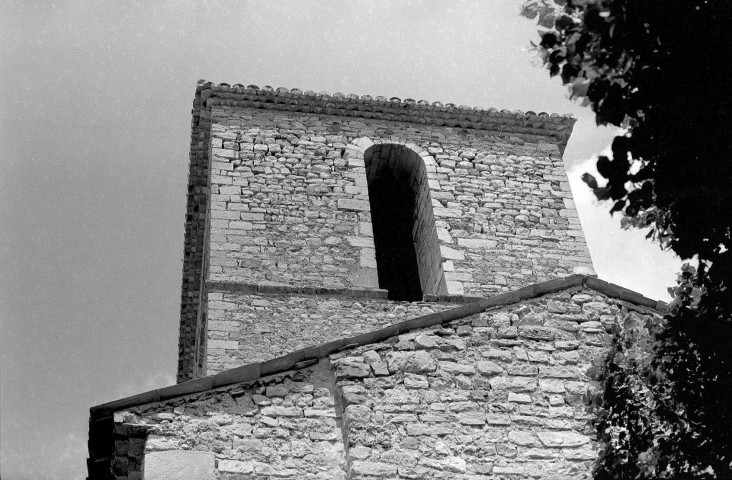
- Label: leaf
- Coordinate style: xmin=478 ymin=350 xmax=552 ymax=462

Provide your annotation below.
xmin=549 ymin=49 xmax=566 ymax=64
xmin=582 ymin=172 xmax=599 ymax=189
xmin=596 ymin=155 xmax=612 ymax=178
xmin=540 ymin=32 xmax=559 ymax=48
xmin=561 ymin=62 xmax=580 ymax=83
xmin=519 ymin=1 xmax=540 ymax=20
xmin=538 ymin=11 xmax=556 ymax=29
xmin=555 ymin=14 xmax=574 ymax=31
xmin=611 ymin=199 xmax=626 ymax=213
xmin=565 ymin=32 xmax=582 ymax=56
xmin=594 ymin=186 xmax=611 ymax=201
xmin=570 ymin=77 xmax=591 ymax=97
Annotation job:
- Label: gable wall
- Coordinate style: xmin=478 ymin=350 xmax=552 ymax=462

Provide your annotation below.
xmin=332 ymin=289 xmax=624 ymax=479
xmin=111 ymin=288 xmax=657 ymax=479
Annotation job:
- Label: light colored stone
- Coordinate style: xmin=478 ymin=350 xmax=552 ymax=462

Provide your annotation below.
xmin=458 ymin=411 xmax=486 ymax=426
xmin=144 ymin=450 xmax=215 ymax=480
xmin=207 ymin=340 xmax=238 ymax=350
xmin=537 ymin=431 xmax=591 ymax=447
xmin=457 ymin=238 xmax=498 ymax=249
xmin=508 ymin=430 xmax=537 ymax=446
xmin=387 ymin=351 xmax=437 ymax=373
xmin=346 ymin=236 xmax=374 ymax=248
xmin=476 ymin=360 xmax=504 ymax=376
xmin=439 ymin=245 xmax=465 ymax=260
xmin=438 ymin=361 xmax=475 ymax=375
xmin=403 ymin=373 xmax=429 ymax=389
xmin=508 ymin=392 xmax=532 ymax=403
xmin=218 ymin=459 xmax=255 ymax=474
xmin=350 ymin=461 xmax=397 ymax=476
xmin=348 ymin=268 xmax=379 ymax=288
xmin=414 ymin=334 xmax=438 ymax=349
xmin=337 ymin=198 xmax=370 ymax=211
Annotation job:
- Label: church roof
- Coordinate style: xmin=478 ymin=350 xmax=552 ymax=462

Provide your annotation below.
xmin=192 ymin=80 xmax=577 ymax=146
xmin=91 ymin=274 xmax=664 ymax=418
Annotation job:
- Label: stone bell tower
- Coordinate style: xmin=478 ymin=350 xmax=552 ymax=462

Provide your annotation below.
xmin=176 ymin=82 xmax=593 ymax=382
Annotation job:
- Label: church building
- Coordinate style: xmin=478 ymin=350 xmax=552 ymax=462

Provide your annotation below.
xmin=87 ymin=81 xmax=664 ymax=479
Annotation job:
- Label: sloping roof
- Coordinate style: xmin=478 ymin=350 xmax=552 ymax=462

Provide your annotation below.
xmin=193 ymin=80 xmax=577 ymax=144
xmin=93 ymin=275 xmax=664 ymax=417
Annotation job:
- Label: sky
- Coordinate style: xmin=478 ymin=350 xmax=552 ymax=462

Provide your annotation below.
xmin=0 ymin=1 xmax=680 ymax=478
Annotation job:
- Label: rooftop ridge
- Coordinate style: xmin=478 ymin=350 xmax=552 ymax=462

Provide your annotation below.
xmin=91 ymin=275 xmax=665 ymax=417
xmin=193 ymin=80 xmax=576 ymax=143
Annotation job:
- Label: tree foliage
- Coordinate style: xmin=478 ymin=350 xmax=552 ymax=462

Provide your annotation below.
xmin=522 ymin=0 xmax=732 ymax=477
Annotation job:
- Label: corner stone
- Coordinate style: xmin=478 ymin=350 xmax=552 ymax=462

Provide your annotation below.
xmin=349 ymin=268 xmax=379 ymax=288
xmin=144 ymin=450 xmax=216 ymax=480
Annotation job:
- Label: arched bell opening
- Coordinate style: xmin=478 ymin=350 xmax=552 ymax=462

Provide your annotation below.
xmin=364 ymin=144 xmax=446 ymax=301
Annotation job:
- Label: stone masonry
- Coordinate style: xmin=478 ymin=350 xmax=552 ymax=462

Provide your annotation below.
xmin=102 ymin=284 xmax=661 ymax=479
xmin=87 ymin=82 xmax=657 ymax=480
xmin=205 ymin=289 xmax=468 ymax=375
xmin=177 ymin=83 xmax=594 ymax=382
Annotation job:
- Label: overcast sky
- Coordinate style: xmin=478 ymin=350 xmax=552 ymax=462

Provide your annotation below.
xmin=0 ymin=1 xmax=680 ymax=478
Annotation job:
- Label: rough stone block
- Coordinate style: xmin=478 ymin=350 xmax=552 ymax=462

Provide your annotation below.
xmin=438 ymin=361 xmax=475 ymax=375
xmin=457 ymin=238 xmax=498 ymax=249
xmin=350 ymin=461 xmax=398 ymax=476
xmin=387 ymin=351 xmax=436 ymax=374
xmin=508 ymin=392 xmax=532 ymax=403
xmin=439 ymin=245 xmax=465 ymax=260
xmin=537 ymin=431 xmax=590 ymax=447
xmin=508 ymin=430 xmax=537 ymax=446
xmin=218 ymin=459 xmax=254 ymax=474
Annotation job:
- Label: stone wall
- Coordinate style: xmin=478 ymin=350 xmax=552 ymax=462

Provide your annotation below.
xmin=207 ymin=113 xmax=379 ymax=291
xmin=188 ymin=105 xmax=595 ymax=380
xmin=206 ymin=290 xmax=468 ymax=375
xmin=178 ymin=84 xmax=594 ymax=382
xmin=114 ymin=360 xmax=346 ymax=480
xmin=110 ymin=287 xmax=658 ymax=479
xmin=206 ymin=106 xmax=593 ymax=298
xmin=330 ymin=288 xmax=647 ymax=479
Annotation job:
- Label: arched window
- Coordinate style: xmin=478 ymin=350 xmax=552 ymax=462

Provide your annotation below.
xmin=364 ymin=144 xmax=446 ymax=301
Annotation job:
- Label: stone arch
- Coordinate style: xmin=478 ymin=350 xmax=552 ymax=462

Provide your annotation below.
xmin=344 ymin=138 xmax=447 ymax=300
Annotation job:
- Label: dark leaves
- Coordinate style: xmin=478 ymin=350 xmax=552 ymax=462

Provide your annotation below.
xmin=540 ymin=31 xmax=559 ymax=48
xmin=582 ymin=172 xmax=598 ymax=189
xmin=561 ymin=62 xmax=580 ymax=83
xmin=555 ymin=14 xmax=574 ymax=31
xmin=522 ymin=0 xmax=732 ymax=476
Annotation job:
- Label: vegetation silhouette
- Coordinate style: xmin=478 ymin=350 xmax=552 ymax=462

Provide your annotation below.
xmin=521 ymin=1 xmax=732 ymax=477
